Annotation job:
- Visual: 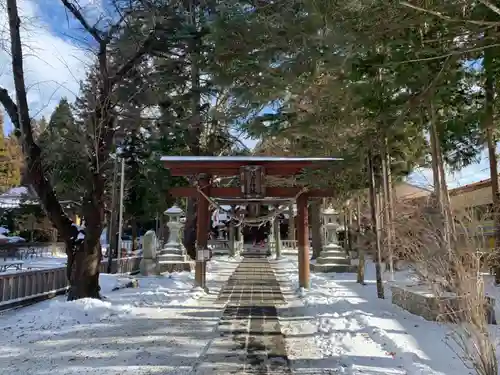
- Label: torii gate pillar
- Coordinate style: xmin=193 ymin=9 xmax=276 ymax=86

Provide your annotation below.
xmin=195 ymin=174 xmax=210 ymax=291
xmin=297 ymin=193 xmax=310 ymax=289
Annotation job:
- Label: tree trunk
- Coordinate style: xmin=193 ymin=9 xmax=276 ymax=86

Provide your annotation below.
xmin=67 ymin=242 xmax=101 ymax=300
xmin=310 ymin=199 xmax=322 ymax=259
xmin=4 ymin=0 xmax=156 ymax=301
xmin=377 ymin=187 xmax=385 ymax=263
xmin=3 ymin=0 xmax=75 ymax=238
xmin=385 ymin=143 xmax=396 ymax=270
xmin=436 ymin=135 xmax=455 ymax=240
xmin=181 ymin=2 xmax=203 ymax=261
xmin=429 ymin=101 xmax=456 ymax=288
xmin=67 ymin=198 xmax=103 ymax=300
xmin=346 ymin=206 xmax=353 ymax=255
xmin=368 ymin=151 xmax=384 ymax=299
xmin=429 ymin=102 xmax=451 ymax=252
xmin=183 ymin=197 xmax=197 ymax=260
xmin=356 ymin=196 xmax=366 ymax=284
xmin=381 ymin=139 xmax=393 ymax=275
xmin=187 ymin=0 xmax=203 ymax=157
xmin=484 ymin=46 xmax=500 ymax=283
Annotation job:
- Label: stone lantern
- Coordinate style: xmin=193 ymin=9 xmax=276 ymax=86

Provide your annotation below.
xmin=164 ymin=205 xmax=184 ymax=250
xmin=155 ymin=205 xmax=191 ymax=275
xmin=311 ymin=206 xmax=355 ymax=273
xmin=322 ymin=207 xmax=341 ymax=249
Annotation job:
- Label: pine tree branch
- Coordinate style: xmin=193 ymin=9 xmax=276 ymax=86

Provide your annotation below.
xmin=389 ymin=42 xmax=500 ymax=65
xmin=478 ymin=0 xmax=500 ymax=17
xmin=60 ymin=0 xmax=103 ymax=42
xmin=400 ymin=1 xmax=500 ymax=26
xmin=110 ymin=30 xmax=156 ymax=85
xmin=60 ymin=0 xmax=155 ymax=86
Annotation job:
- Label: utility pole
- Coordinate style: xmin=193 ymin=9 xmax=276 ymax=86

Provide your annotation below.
xmin=117 ymin=157 xmax=125 ymax=260
xmin=106 ymin=156 xmax=119 ymax=273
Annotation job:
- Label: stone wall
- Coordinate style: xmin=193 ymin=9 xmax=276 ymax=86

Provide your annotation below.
xmin=392 ymin=284 xmax=460 ymax=322
xmin=391 ymin=284 xmax=496 ymax=323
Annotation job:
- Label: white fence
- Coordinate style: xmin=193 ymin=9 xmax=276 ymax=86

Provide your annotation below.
xmin=281 ymin=240 xmax=298 ymax=249
xmin=208 ymin=239 xmax=244 ymax=255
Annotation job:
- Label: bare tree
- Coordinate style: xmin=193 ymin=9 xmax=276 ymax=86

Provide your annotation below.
xmin=0 ymin=0 xmax=156 ymax=299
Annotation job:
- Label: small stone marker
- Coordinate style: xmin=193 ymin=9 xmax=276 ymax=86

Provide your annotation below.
xmin=139 ymin=230 xmax=157 ymax=276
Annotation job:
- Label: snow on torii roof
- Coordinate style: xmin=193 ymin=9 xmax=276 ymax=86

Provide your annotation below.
xmin=160 ymin=156 xmax=342 ymax=162
xmin=161 ymin=156 xmax=343 ymax=177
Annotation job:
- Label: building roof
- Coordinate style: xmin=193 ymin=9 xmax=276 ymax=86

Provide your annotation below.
xmin=0 ymin=186 xmax=37 ymax=208
xmin=449 ymin=178 xmax=493 ymax=196
xmin=0 ymin=186 xmax=79 ymax=209
xmin=160 ymin=156 xmax=342 ymax=162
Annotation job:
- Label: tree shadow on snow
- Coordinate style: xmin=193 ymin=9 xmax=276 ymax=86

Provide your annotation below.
xmin=276 ymin=267 xmax=467 ymax=375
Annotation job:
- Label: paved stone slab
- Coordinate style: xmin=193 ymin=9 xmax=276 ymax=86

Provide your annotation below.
xmin=195 ymin=251 xmax=291 ymax=374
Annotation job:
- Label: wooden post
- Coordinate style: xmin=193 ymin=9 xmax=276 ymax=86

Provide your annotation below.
xmin=228 ymin=205 xmax=236 ymax=256
xmin=297 ymin=194 xmax=310 ymax=289
xmin=288 ymin=204 xmax=295 ymax=241
xmin=195 ymin=174 xmax=210 ymax=291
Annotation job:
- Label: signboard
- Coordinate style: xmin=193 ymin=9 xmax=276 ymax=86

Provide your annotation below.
xmin=197 ymin=249 xmax=211 ymax=261
xmin=240 ymin=165 xmax=266 ymax=199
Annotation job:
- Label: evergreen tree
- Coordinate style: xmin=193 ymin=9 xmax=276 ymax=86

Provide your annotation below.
xmin=0 ymin=112 xmax=21 ymax=191
xmin=5 ymin=134 xmax=22 ymax=188
xmin=38 ymin=97 xmax=85 ymax=202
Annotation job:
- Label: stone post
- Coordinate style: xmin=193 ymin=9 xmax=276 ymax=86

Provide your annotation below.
xmin=217 ymin=223 xmax=224 ymax=240
xmin=268 ymin=218 xmax=276 ymax=255
xmin=274 ymin=215 xmax=282 ymax=259
xmin=139 ymin=230 xmax=157 ymax=276
xmin=239 ymin=225 xmax=244 ymax=253
xmin=229 ymin=221 xmax=236 ymax=257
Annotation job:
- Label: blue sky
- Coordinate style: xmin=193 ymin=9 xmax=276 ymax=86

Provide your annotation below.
xmin=0 ymin=0 xmax=492 ymax=191
xmin=0 ymin=0 xmax=92 ymax=133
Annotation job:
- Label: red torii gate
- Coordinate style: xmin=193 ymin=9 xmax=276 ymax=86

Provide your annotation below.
xmin=162 ymin=156 xmax=341 ymax=290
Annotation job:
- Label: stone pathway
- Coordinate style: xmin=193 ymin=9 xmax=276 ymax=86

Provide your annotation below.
xmin=194 ymin=250 xmax=291 ymax=374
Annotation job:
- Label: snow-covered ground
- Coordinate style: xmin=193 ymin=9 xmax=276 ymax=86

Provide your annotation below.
xmin=273 ymin=257 xmax=498 ymax=375
xmin=0 ymin=256 xmax=241 ymax=375
xmin=19 ymin=254 xmax=67 ymax=270
xmin=0 ymin=254 xmax=67 ymax=274
xmin=0 ymin=254 xmax=498 ymax=375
